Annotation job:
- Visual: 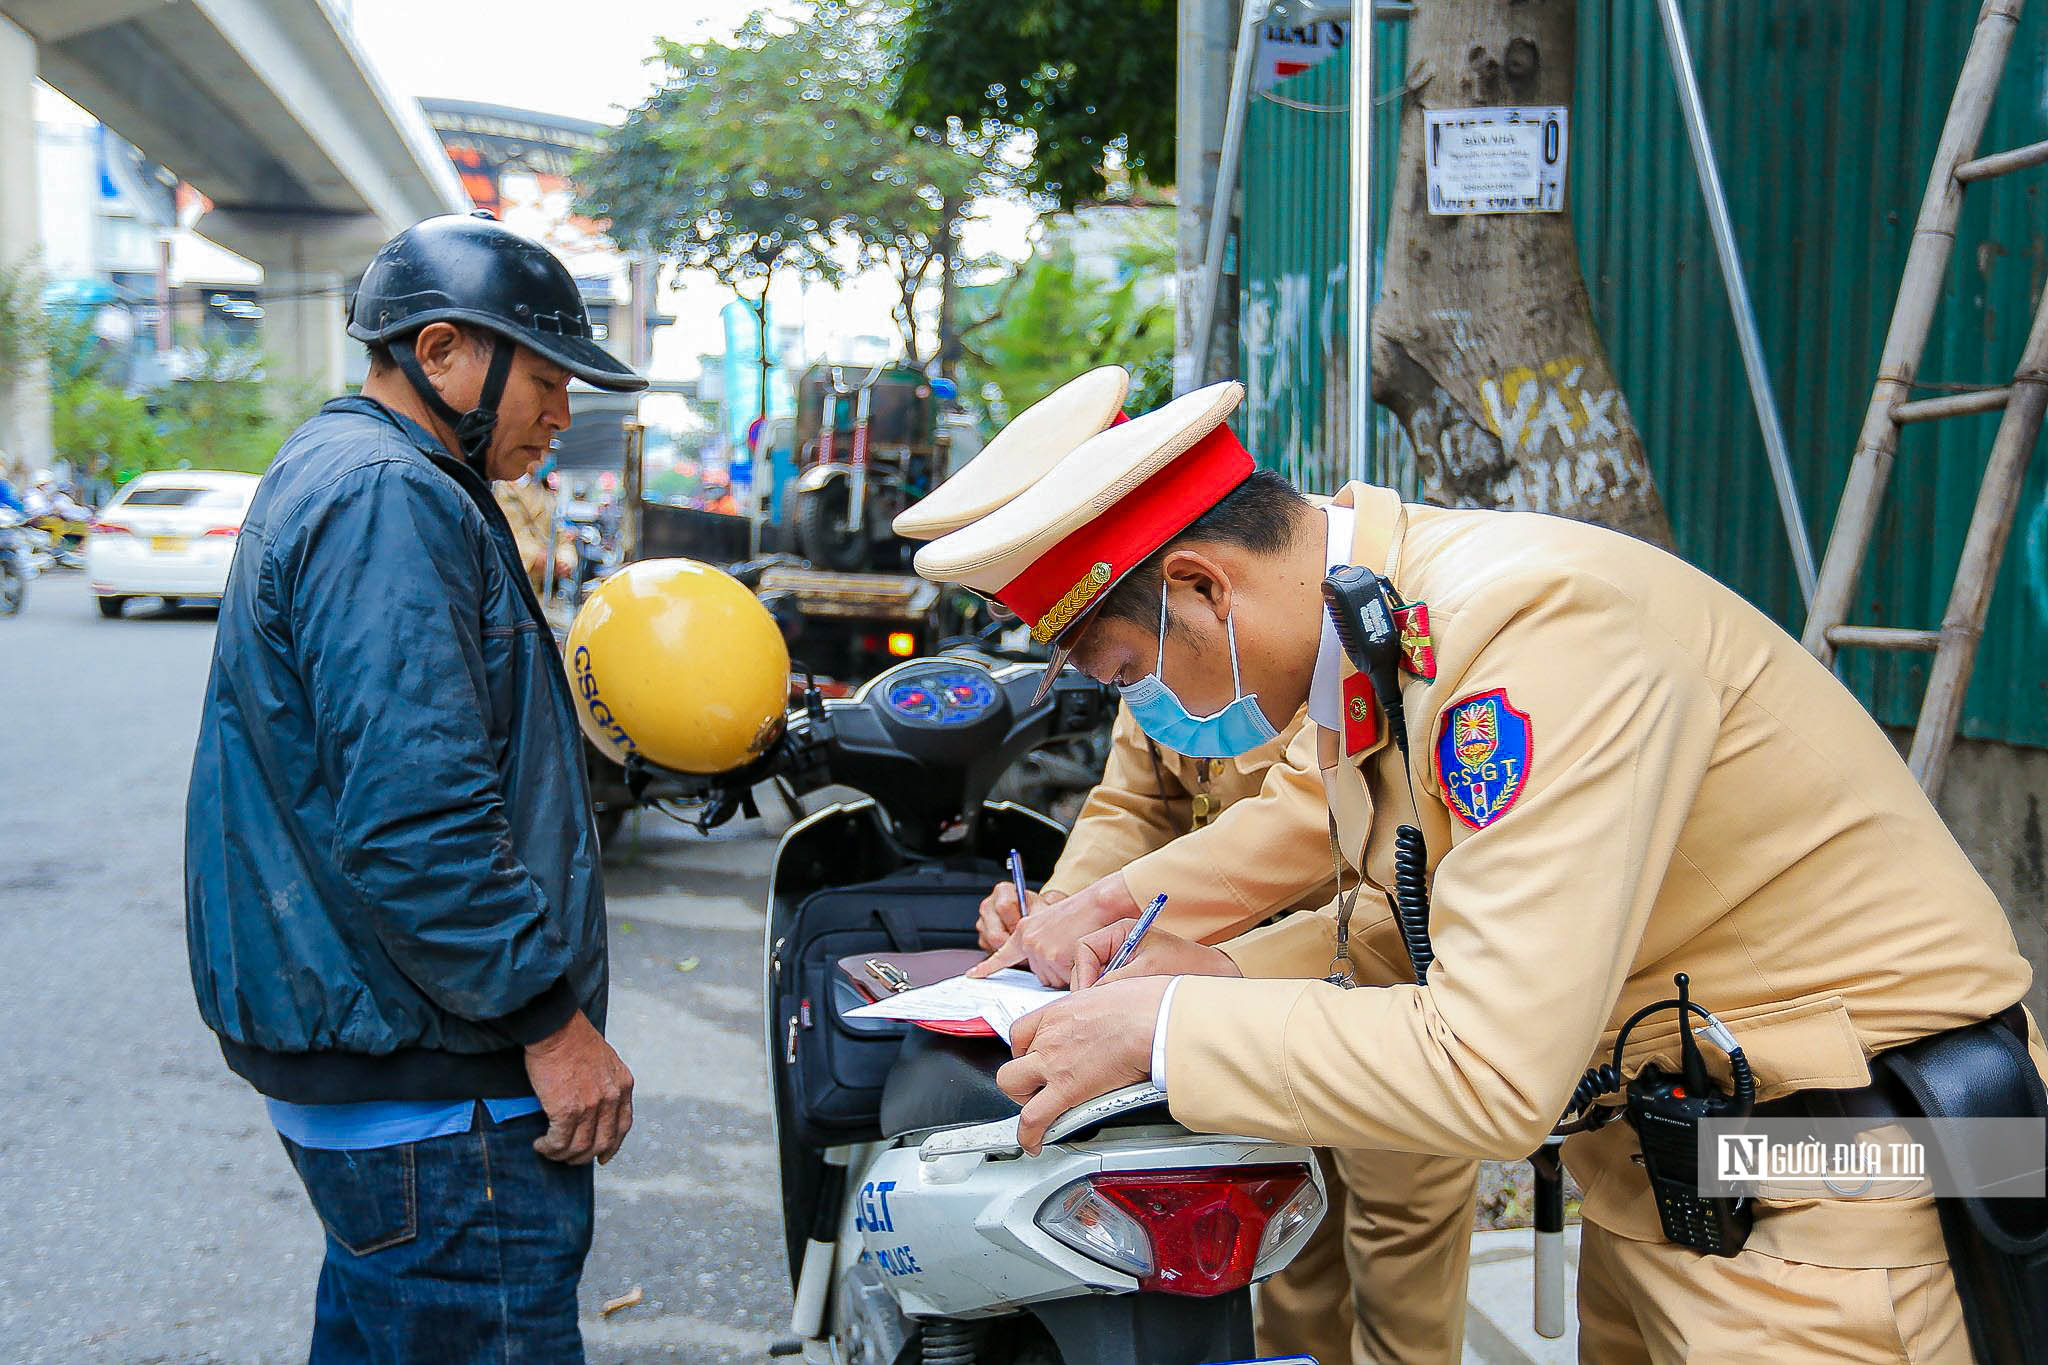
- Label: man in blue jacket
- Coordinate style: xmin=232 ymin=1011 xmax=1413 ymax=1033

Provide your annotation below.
xmin=186 ymin=213 xmax=647 ymax=1360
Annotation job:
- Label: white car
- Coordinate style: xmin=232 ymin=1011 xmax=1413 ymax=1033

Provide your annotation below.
xmin=87 ymin=471 xmax=260 ymax=618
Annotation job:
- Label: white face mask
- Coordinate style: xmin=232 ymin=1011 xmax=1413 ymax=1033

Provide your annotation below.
xmin=1117 ymin=584 xmax=1279 ymax=759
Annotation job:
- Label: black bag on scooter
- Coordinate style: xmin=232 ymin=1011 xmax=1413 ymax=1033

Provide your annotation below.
xmin=772 ymin=863 xmax=989 ymax=1148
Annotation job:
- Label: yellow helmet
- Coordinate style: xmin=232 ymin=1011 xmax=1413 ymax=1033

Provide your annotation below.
xmin=566 ymin=559 xmax=791 ymax=774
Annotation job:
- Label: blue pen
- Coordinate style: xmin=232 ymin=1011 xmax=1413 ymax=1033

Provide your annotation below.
xmin=1007 ymin=848 xmax=1031 ymax=918
xmin=1100 ymin=893 xmax=1170 ymax=978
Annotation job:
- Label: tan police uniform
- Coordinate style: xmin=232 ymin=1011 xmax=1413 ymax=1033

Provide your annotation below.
xmin=910 ymin=379 xmax=2044 ymax=1362
xmin=897 ymin=369 xmax=1479 ymax=1364
xmin=1165 ymin=481 xmax=2045 ymax=1361
xmin=491 ymin=477 xmax=566 ymax=594
xmin=1045 ymin=702 xmax=1478 ymax=1365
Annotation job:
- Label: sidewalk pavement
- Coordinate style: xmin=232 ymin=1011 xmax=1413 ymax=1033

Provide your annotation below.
xmin=1461 ymin=1225 xmax=1581 ymax=1365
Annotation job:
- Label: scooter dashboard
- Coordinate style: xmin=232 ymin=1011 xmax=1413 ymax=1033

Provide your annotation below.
xmin=881 ymin=666 xmax=1000 ymax=728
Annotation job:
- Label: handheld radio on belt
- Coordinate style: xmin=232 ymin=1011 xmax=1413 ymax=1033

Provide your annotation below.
xmin=1620 ymin=975 xmax=1758 ymax=1254
xmin=1556 ymin=973 xmax=1757 ymax=1256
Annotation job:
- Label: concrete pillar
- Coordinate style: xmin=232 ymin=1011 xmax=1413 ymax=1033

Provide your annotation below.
xmin=0 ymin=13 xmax=52 ymax=479
xmin=202 ymin=209 xmax=386 ymax=401
xmin=261 ymin=267 xmax=347 ymax=400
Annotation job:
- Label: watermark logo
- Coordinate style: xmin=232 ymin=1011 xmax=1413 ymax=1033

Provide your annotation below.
xmin=1698 ymin=1118 xmax=2043 ymax=1199
xmin=1714 ymin=1131 xmax=1925 ymax=1195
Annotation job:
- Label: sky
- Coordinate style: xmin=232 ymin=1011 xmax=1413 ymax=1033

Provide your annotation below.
xmin=341 ymin=0 xmax=741 ymax=128
xmin=339 ymin=0 xmax=1039 ymax=386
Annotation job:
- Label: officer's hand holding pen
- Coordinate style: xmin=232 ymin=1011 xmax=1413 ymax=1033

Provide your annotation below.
xmin=1069 ymin=918 xmax=1242 ymax=990
xmin=1002 ymin=900 xmax=1240 ymax=1153
xmin=969 ymin=872 xmax=1139 ymax=984
xmin=973 ymin=881 xmax=1062 ymax=954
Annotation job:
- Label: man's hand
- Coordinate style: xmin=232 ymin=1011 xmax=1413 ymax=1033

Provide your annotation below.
xmin=1071 ymin=920 xmax=1243 ymax=990
xmin=970 ymin=872 xmax=1140 ymax=985
xmin=976 ymin=882 xmax=1067 ymax=952
xmin=999 ymin=976 xmax=1170 ymax=1154
xmin=524 ymin=1010 xmax=635 ymax=1165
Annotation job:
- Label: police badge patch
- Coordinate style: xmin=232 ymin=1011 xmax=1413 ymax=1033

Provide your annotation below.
xmin=1436 ymin=689 xmax=1533 ymax=830
xmin=1342 ymin=671 xmax=1380 ymax=754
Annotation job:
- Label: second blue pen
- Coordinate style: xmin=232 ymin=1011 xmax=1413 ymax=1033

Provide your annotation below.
xmin=1100 ymin=892 xmax=1170 ymax=979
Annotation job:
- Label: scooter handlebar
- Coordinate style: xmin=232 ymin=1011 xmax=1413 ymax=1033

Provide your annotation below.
xmin=676 ymin=653 xmax=1113 ymax=840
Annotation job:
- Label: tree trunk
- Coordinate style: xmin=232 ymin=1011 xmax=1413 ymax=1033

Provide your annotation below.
xmin=935 ymin=193 xmax=964 ymax=379
xmin=896 ymin=261 xmax=925 ymax=365
xmin=1371 ymin=0 xmax=1673 ymax=547
xmin=750 ymin=269 xmax=775 ymax=430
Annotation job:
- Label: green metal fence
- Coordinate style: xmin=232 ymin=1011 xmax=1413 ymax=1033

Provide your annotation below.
xmin=1237 ymin=24 xmax=1407 ymax=492
xmin=1238 ymin=2 xmax=2048 ymax=748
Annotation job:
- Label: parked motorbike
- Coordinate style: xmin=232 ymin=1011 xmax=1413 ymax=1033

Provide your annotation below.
xmin=642 ymin=650 xmax=1328 ymax=1364
xmin=792 ymin=363 xmax=952 ymax=573
xmin=0 ymin=508 xmax=33 ymax=616
xmin=22 ymin=519 xmax=84 ymax=572
xmin=24 ymin=487 xmax=93 ymax=570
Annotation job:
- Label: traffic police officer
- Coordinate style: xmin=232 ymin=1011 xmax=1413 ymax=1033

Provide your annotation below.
xmin=896 ymin=368 xmax=1479 ymax=1365
xmin=1005 ymin=706 xmax=1481 ymax=1365
xmin=909 ymin=377 xmax=2046 ymax=1360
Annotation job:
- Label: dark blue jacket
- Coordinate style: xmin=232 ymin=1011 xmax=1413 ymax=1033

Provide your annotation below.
xmin=186 ymin=397 xmax=606 ymax=1104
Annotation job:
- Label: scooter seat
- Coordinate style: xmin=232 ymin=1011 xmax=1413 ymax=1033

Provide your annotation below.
xmin=879 ymin=1028 xmax=1021 ymax=1138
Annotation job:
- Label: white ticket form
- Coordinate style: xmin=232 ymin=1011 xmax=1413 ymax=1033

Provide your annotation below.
xmin=845 ymin=969 xmax=1063 ymax=1043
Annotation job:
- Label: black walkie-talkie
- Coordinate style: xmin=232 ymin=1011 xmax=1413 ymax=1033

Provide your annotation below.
xmin=1320 ymin=566 xmax=1437 ymax=984
xmin=1625 ymin=974 xmax=1756 ymax=1256
xmin=1320 ymin=565 xmax=1407 ymax=753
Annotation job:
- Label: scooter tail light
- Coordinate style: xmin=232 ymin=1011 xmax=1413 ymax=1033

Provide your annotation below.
xmin=203 ymin=525 xmax=240 ymax=537
xmin=1255 ymin=1171 xmax=1327 ymax=1269
xmin=1035 ymin=1163 xmax=1315 ymax=1297
xmin=1036 ymin=1179 xmax=1155 ymax=1280
xmin=91 ymin=522 xmax=132 ymax=536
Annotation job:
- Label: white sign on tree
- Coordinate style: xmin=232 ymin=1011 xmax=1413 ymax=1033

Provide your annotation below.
xmin=1424 ymin=106 xmax=1569 ymax=215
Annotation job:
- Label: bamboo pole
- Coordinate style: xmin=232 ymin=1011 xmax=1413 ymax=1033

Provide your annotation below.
xmin=1907 ymin=284 xmax=2048 ymax=793
xmin=1800 ymin=0 xmax=2022 ymax=663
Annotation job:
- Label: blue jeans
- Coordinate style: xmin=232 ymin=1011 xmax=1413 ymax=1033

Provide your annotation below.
xmin=281 ymin=1105 xmax=594 ymax=1363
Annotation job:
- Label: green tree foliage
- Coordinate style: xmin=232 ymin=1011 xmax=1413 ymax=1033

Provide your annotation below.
xmin=959 ymin=208 xmax=1175 ymax=425
xmin=889 ymin=0 xmax=1175 ymax=208
xmin=41 ymin=312 xmax=164 ymax=481
xmin=845 ymin=114 xmax=1021 ymax=373
xmin=49 ymin=377 xmax=163 ymax=476
xmin=46 ymin=319 xmax=317 ymax=483
xmin=5 ymin=280 xmax=316 ymax=484
xmin=576 ymin=15 xmax=849 ymax=298
xmin=150 ymin=345 xmax=323 ymax=475
xmin=579 ymin=3 xmax=1020 ymax=378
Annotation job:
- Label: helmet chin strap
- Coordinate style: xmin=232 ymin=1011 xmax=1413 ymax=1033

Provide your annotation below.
xmin=390 ymin=333 xmax=515 ymax=477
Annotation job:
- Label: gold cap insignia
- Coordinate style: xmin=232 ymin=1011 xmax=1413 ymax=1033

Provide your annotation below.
xmin=1031 ymin=561 xmax=1114 ymax=644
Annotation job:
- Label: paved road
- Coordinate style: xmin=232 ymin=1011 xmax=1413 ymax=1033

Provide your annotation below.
xmin=0 ymin=575 xmax=794 ymax=1362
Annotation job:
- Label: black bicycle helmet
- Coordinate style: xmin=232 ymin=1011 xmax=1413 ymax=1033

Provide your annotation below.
xmin=348 ymin=211 xmax=647 ymax=467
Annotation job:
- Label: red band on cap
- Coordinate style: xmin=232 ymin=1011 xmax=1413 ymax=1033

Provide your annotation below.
xmin=997 ymin=420 xmax=1255 ymax=633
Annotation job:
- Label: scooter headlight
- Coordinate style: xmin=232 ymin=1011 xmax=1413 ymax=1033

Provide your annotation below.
xmin=1034 ymin=1163 xmax=1317 ymax=1297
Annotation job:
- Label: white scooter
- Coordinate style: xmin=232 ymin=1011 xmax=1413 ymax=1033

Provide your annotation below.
xmin=792 ymin=1077 xmax=1326 ymax=1365
xmin=648 ymin=651 xmax=1330 ymax=1364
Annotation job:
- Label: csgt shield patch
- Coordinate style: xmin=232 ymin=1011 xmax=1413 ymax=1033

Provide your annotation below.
xmin=1436 ymin=689 xmax=1533 ymax=830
